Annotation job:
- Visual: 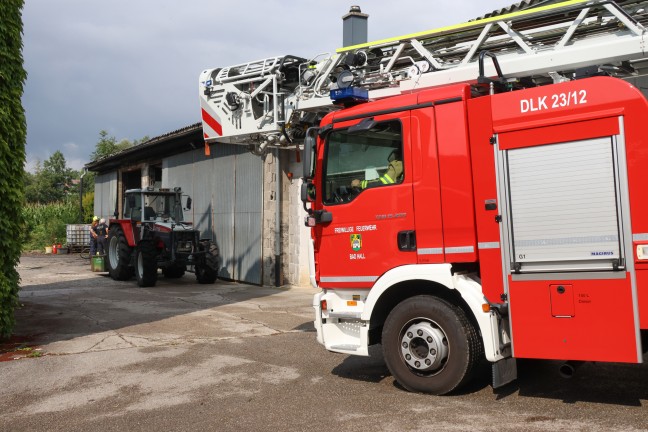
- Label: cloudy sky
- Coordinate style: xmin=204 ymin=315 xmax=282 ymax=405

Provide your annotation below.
xmin=22 ymin=0 xmax=516 ymax=171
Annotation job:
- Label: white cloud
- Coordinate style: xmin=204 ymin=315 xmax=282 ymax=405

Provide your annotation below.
xmin=63 ymin=142 xmax=79 ymax=152
xmin=65 ymin=158 xmax=88 ymax=172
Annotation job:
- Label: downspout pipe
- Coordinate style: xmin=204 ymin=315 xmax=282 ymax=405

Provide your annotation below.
xmin=275 ymin=148 xmax=282 ymax=286
xmin=79 ymin=169 xmax=88 ymax=223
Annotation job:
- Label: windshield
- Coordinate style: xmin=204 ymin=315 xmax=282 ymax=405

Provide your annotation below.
xmin=143 ymin=193 xmax=184 ymax=222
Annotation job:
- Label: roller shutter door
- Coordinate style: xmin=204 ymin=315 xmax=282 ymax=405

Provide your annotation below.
xmin=505 ymin=136 xmax=624 ymax=272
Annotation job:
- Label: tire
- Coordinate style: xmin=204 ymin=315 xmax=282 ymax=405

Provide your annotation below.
xmin=195 ymin=265 xmax=217 ymax=284
xmin=382 ymin=295 xmax=483 ymax=395
xmin=203 ymin=241 xmax=219 ymax=271
xmin=162 ymin=265 xmax=185 ymax=279
xmin=135 ymin=240 xmax=158 ymax=287
xmin=195 ymin=241 xmax=218 ymax=284
xmin=107 ymin=226 xmax=134 ymax=280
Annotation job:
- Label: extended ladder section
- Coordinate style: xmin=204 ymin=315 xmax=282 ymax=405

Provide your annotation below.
xmin=199 ymin=0 xmax=648 ymax=149
xmin=337 ymin=0 xmax=648 ymax=98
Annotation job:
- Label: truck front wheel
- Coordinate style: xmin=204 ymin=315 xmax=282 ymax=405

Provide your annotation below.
xmin=107 ymin=226 xmax=133 ymax=281
xmin=135 ymin=240 xmax=158 ymax=287
xmin=382 ymin=295 xmax=483 ymax=395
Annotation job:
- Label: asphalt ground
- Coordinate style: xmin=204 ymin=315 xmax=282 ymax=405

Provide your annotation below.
xmin=1 ymin=254 xmax=648 ymax=431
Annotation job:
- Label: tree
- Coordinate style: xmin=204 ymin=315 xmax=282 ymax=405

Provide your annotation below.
xmin=90 ymin=130 xmax=136 ymax=161
xmin=0 ymin=0 xmax=27 ymax=338
xmin=43 ymin=150 xmax=77 ymax=198
xmin=24 ymin=151 xmax=78 ymax=203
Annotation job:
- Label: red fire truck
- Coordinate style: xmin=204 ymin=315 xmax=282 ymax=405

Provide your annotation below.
xmin=200 ymin=0 xmax=648 ymax=394
xmin=303 ymin=73 xmax=648 ymax=394
xmin=299 ymin=2 xmax=648 ymax=394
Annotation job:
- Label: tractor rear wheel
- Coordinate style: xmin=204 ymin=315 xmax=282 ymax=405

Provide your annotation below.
xmin=107 ymin=226 xmax=133 ymax=281
xmin=135 ymin=240 xmax=158 ymax=287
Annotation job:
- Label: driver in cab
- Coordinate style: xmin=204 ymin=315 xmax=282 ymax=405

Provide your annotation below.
xmin=352 ymin=151 xmax=403 ymax=190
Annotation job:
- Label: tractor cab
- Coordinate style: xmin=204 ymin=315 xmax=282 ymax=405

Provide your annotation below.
xmin=123 ymin=187 xmax=188 ymax=225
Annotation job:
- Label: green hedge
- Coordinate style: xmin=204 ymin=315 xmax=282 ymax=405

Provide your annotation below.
xmin=0 ymin=0 xmax=27 ymax=338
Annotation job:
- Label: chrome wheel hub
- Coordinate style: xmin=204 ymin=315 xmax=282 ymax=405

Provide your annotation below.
xmin=400 ymin=320 xmax=448 ymax=372
xmin=109 ymin=236 xmax=119 ymax=268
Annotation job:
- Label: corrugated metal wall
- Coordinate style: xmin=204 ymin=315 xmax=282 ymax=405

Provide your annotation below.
xmin=93 ymin=172 xmax=118 ymax=220
xmin=210 ymin=145 xmax=238 ymax=282
xmin=234 ymin=148 xmax=264 ymax=284
xmin=163 ymin=145 xmax=263 ymax=284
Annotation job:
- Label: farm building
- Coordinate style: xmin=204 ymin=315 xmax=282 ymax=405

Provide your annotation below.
xmin=85 ymin=123 xmax=310 ymax=287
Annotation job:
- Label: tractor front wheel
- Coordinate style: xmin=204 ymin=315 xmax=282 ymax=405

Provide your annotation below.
xmin=135 ymin=240 xmax=158 ymax=287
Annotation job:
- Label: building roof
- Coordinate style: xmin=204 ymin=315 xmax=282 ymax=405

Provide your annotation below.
xmin=472 ymin=0 xmax=556 ymax=20
xmin=85 ymin=123 xmax=204 ymax=173
xmin=474 ymin=0 xmax=643 ymax=20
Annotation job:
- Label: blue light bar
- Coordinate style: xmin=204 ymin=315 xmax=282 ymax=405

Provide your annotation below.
xmin=330 ymin=87 xmax=368 ymax=105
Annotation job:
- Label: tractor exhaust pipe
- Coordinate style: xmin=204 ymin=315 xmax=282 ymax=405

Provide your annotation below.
xmin=559 ymin=361 xmax=585 ymax=379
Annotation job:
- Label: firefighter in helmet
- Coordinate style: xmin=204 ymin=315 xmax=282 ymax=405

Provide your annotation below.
xmin=89 ymin=216 xmax=99 ymax=256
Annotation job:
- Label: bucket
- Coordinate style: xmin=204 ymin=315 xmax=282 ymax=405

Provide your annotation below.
xmin=91 ymin=256 xmax=105 ymax=272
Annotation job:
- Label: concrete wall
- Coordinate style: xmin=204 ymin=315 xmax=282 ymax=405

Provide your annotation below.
xmin=262 ymin=151 xmax=278 ymax=286
xmin=283 ymin=151 xmax=311 ymax=287
xmin=262 ymin=149 xmax=311 ymax=287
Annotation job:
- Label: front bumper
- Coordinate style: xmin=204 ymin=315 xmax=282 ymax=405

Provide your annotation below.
xmin=313 ymin=289 xmax=371 ymax=357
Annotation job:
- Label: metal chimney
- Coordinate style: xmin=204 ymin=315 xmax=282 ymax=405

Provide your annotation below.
xmin=342 ymin=5 xmax=368 ymax=47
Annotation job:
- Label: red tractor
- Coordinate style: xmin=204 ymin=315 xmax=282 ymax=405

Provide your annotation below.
xmin=106 ymin=187 xmax=219 ymax=287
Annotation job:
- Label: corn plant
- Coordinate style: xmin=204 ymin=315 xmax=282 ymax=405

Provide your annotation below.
xmin=22 ymin=199 xmax=80 ymax=251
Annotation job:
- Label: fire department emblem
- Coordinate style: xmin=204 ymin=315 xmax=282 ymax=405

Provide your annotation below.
xmin=350 ymin=234 xmax=362 ymax=251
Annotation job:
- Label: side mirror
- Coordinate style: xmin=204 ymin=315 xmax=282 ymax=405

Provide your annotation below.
xmin=302 ymin=127 xmax=318 ymax=180
xmin=186 ymin=196 xmax=192 ymax=210
xmin=301 ymin=182 xmax=315 ymax=203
